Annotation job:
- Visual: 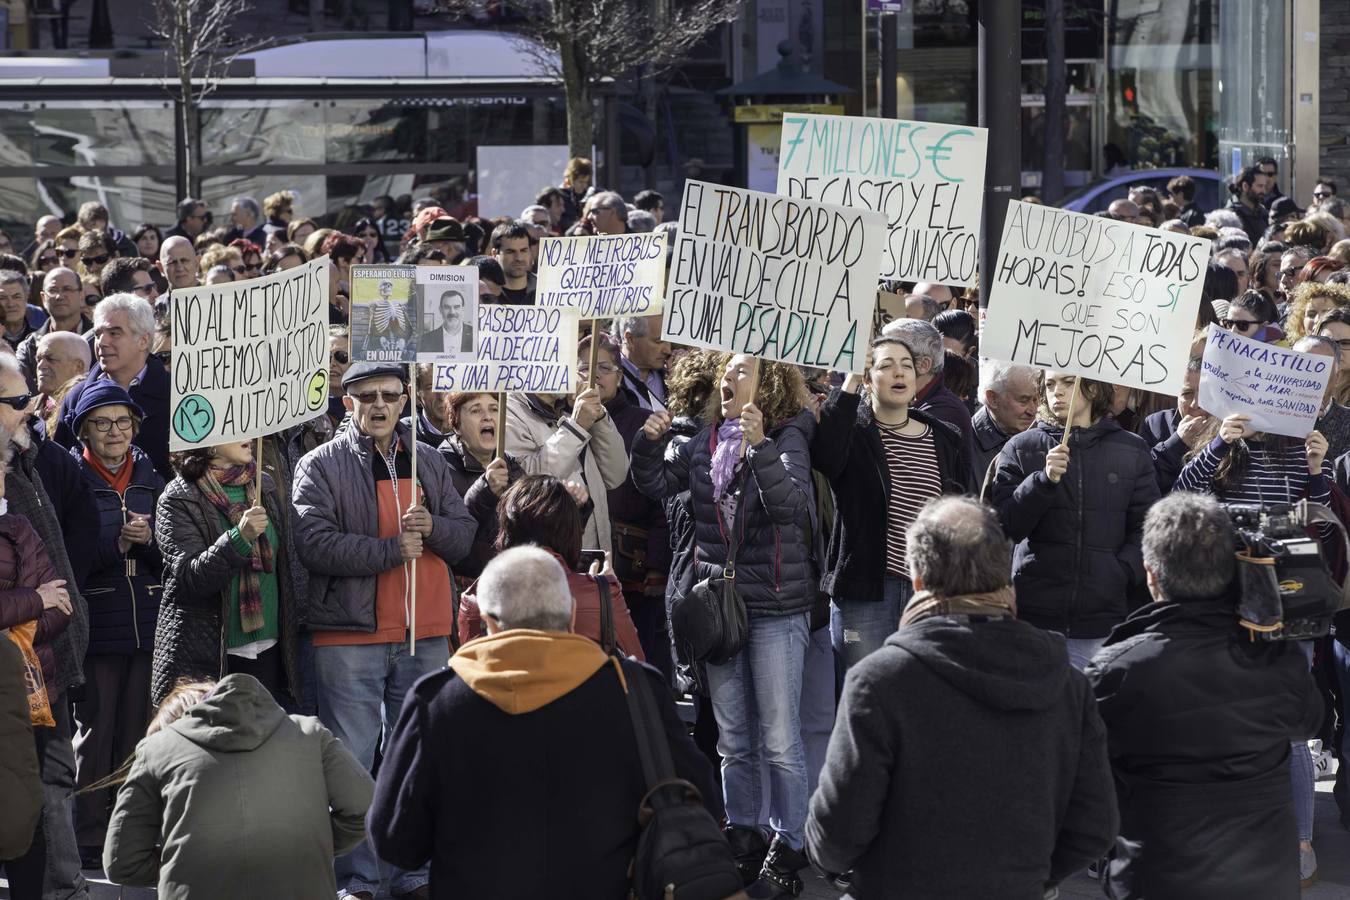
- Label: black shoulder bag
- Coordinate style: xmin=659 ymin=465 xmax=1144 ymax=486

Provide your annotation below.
xmin=618 ymin=657 xmax=742 ymax=900
xmin=670 ymin=497 xmax=749 ymax=666
xmin=594 ymin=574 xmax=618 ymax=655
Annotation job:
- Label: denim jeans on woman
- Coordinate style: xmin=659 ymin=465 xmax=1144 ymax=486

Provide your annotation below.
xmin=1291 ymin=640 xmax=1316 ymax=842
xmin=830 ymin=575 xmax=912 ymax=673
xmin=706 ymin=612 xmax=810 ymax=849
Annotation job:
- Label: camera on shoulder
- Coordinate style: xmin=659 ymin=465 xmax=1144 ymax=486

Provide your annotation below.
xmin=1227 ymin=501 xmax=1347 ymax=641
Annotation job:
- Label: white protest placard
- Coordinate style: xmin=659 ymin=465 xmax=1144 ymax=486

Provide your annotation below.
xmin=416 ymin=266 xmax=479 ymax=363
xmin=663 ymin=180 xmax=886 ymax=374
xmin=1198 ymin=324 xmax=1332 ymax=438
xmin=981 ymin=200 xmax=1210 ymax=395
xmin=430 ymin=305 xmax=580 ymax=393
xmin=536 ymin=232 xmax=668 ymax=317
xmin=170 ymin=256 xmax=331 ymax=451
xmin=776 ymin=112 xmax=987 ymax=287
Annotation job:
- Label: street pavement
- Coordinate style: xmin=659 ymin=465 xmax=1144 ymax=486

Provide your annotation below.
xmin=5 ymin=780 xmax=1349 ymax=898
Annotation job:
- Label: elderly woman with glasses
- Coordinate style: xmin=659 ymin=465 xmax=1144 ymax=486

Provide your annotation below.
xmin=67 ymin=381 xmax=165 ymax=860
xmin=153 ymin=437 xmax=301 ymax=708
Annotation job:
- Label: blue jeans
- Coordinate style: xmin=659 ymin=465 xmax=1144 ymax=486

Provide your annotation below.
xmin=830 ymin=575 xmax=912 ymax=672
xmin=315 ymin=637 xmax=450 ymax=898
xmin=706 ymin=612 xmax=810 ymax=849
xmin=800 ymin=626 xmax=835 ymax=799
xmin=1065 ymin=637 xmax=1107 ymax=672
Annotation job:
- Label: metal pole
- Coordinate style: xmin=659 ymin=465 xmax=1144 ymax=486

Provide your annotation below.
xmin=978 ymin=0 xmax=1021 ymax=310
xmin=880 ymin=13 xmax=898 ymax=119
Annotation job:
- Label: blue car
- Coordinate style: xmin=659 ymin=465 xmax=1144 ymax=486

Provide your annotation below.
xmin=1058 ymin=167 xmax=1225 ymax=215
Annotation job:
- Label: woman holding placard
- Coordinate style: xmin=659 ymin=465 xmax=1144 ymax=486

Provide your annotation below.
xmin=989 ymin=371 xmax=1159 ymax=671
xmin=631 ymin=354 xmax=816 ymax=897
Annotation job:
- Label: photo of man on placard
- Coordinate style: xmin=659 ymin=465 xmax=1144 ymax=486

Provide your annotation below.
xmin=419 ymin=286 xmax=475 ymax=356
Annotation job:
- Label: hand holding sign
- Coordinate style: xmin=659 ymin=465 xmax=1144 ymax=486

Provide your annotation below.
xmin=1044 ymin=444 xmax=1070 ymax=484
xmin=1307 ymin=430 xmax=1329 ymax=474
xmin=238 ymin=506 xmax=269 ymax=542
xmin=642 ymin=411 xmax=672 ymax=441
xmin=1219 ymin=414 xmax=1256 ymax=444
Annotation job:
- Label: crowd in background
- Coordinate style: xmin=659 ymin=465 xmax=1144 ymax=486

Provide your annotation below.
xmin=0 ymin=154 xmax=1346 ymax=900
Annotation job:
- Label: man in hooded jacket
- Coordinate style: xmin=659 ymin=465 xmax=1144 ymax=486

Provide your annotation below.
xmin=806 ymin=496 xmax=1116 ymax=898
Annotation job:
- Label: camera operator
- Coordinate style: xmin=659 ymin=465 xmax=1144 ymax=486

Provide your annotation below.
xmin=1173 ymin=361 xmax=1334 ymax=882
xmin=1086 ymin=493 xmax=1321 ymax=899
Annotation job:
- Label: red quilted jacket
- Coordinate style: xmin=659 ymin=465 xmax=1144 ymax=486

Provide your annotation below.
xmin=0 ymin=513 xmax=68 ymax=697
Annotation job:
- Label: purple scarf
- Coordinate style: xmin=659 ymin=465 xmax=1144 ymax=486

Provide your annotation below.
xmin=711 ymin=418 xmax=744 ymax=501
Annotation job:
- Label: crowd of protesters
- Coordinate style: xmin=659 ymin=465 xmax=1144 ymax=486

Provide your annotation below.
xmin=0 ymin=155 xmax=1346 ymax=900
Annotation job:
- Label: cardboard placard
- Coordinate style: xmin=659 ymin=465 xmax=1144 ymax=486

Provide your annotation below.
xmin=536 ymin=232 xmax=668 ymax=317
xmin=981 ymin=201 xmax=1210 ymax=395
xmin=349 ymin=265 xmax=418 ymax=363
xmin=776 ymin=112 xmax=987 ymax=287
xmin=416 ymin=266 xmax=479 ymax=363
xmin=170 ymin=256 xmax=331 ymax=451
xmin=1198 ymin=324 xmax=1333 ymax=438
xmin=430 ymin=305 xmax=580 ymax=393
xmin=662 ymin=180 xmax=886 ymax=374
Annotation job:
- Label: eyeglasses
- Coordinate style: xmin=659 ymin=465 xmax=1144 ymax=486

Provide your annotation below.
xmin=58 ymin=248 xmax=78 ymax=259
xmin=132 ymin=283 xmax=157 ymax=297
xmin=1220 ymin=318 xmax=1264 ymax=333
xmin=48 ymin=285 xmax=79 ymax=296
xmin=360 ymin=232 xmax=379 ymax=240
xmin=1280 ymin=267 xmax=1302 ymax=279
xmin=86 ymin=415 xmax=134 ymax=433
xmin=84 ymin=294 xmax=100 ymax=306
xmin=38 ymin=254 xmax=57 ymax=266
xmin=330 ymin=349 xmax=349 ymax=365
xmin=350 ymin=389 xmax=405 ymax=404
xmin=1332 ymin=339 xmax=1350 ymax=353
xmin=81 ymin=254 xmax=109 ymax=267
xmin=230 ymin=265 xmax=248 ymax=275
xmin=578 ymin=363 xmax=620 ymax=376
xmin=0 ymin=393 xmax=32 ymax=410
xmin=1315 ymin=191 xmax=1333 ymax=200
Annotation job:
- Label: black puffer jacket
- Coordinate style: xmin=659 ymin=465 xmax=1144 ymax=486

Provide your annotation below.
xmin=437 ymin=435 xmax=526 ymax=581
xmin=990 ymin=418 xmax=1159 ymax=638
xmin=632 ymin=410 xmax=816 ymax=618
xmin=812 ymin=390 xmax=973 ymax=601
xmin=75 ymin=447 xmax=164 ymax=656
xmin=1087 ymin=599 xmax=1321 ymax=899
xmin=152 ymin=474 xmax=301 ymax=706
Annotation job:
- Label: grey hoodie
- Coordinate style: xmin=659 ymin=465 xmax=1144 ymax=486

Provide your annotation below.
xmin=806 ymin=615 xmax=1118 ymax=898
xmin=103 ymin=674 xmax=373 ymax=899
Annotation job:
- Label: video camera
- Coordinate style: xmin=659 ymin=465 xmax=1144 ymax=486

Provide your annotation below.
xmin=1226 ymin=501 xmax=1349 ymax=641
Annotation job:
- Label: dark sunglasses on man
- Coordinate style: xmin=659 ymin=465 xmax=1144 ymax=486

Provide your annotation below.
xmin=82 ymin=254 xmax=110 ymax=268
xmin=350 ymin=389 xmax=406 ymax=405
xmin=0 ymin=393 xmax=32 ymax=411
xmin=330 ymin=349 xmax=350 ymax=365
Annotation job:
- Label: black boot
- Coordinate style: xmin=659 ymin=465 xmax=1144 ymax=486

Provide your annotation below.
xmin=747 ymin=835 xmax=807 ymax=898
xmin=724 ymin=824 xmax=768 ymax=887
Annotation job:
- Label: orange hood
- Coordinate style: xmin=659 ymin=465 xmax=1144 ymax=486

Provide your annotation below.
xmin=448 ymin=629 xmax=625 ymax=714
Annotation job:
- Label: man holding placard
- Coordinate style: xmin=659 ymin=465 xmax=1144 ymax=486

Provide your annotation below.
xmin=292 ymin=361 xmax=475 ymax=900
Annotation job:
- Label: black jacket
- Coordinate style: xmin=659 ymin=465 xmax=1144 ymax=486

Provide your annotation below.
xmin=55 ymin=358 xmax=173 ymax=482
xmin=75 ymin=447 xmax=164 ymax=656
xmin=807 ymin=615 xmax=1117 ymax=898
xmin=367 ymin=640 xmax=719 ymax=900
xmin=990 ymin=419 xmax=1160 ymax=638
xmin=436 ymin=435 xmax=526 ymax=581
xmin=632 ymin=410 xmax=817 ymax=618
xmin=812 ymin=390 xmax=973 ymax=601
xmin=1087 ymin=599 xmax=1322 ymax=899
xmin=1139 ymin=408 xmax=1186 ymax=493
xmin=1224 ymin=196 xmax=1267 ymax=245
xmin=971 ymin=404 xmax=1013 ymax=490
xmin=152 ymin=474 xmax=301 ymax=705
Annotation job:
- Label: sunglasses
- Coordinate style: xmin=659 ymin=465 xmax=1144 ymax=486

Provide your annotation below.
xmin=1220 ymin=318 xmax=1264 ymax=333
xmin=330 ymin=349 xmax=349 ymax=365
xmin=82 ymin=254 xmax=110 ymax=267
xmin=230 ymin=265 xmax=248 ymax=275
xmin=350 ymin=389 xmax=406 ymax=404
xmin=0 ymin=393 xmax=32 ymax=410
xmin=132 ymin=283 xmax=157 ymax=296
xmin=1315 ymin=191 xmax=1332 ymax=199
xmin=58 ymin=248 xmax=78 ymax=258
xmin=38 ymin=254 xmax=58 ymax=266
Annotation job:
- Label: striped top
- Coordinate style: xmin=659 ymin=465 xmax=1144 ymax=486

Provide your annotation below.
xmin=1174 ymin=436 xmax=1332 ymax=506
xmin=879 ymin=423 xmax=943 ymax=578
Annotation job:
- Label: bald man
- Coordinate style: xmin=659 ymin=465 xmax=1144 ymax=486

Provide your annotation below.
xmin=158 ymin=235 xmax=198 ymax=291
xmin=23 ymin=214 xmax=62 ymax=260
xmin=35 ymin=330 xmax=91 ymax=398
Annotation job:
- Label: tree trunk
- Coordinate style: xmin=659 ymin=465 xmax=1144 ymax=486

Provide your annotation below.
xmin=1041 ymin=0 xmax=1066 ymax=204
xmin=558 ymin=32 xmax=593 ymax=160
xmin=178 ymin=16 xmax=198 ymax=200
